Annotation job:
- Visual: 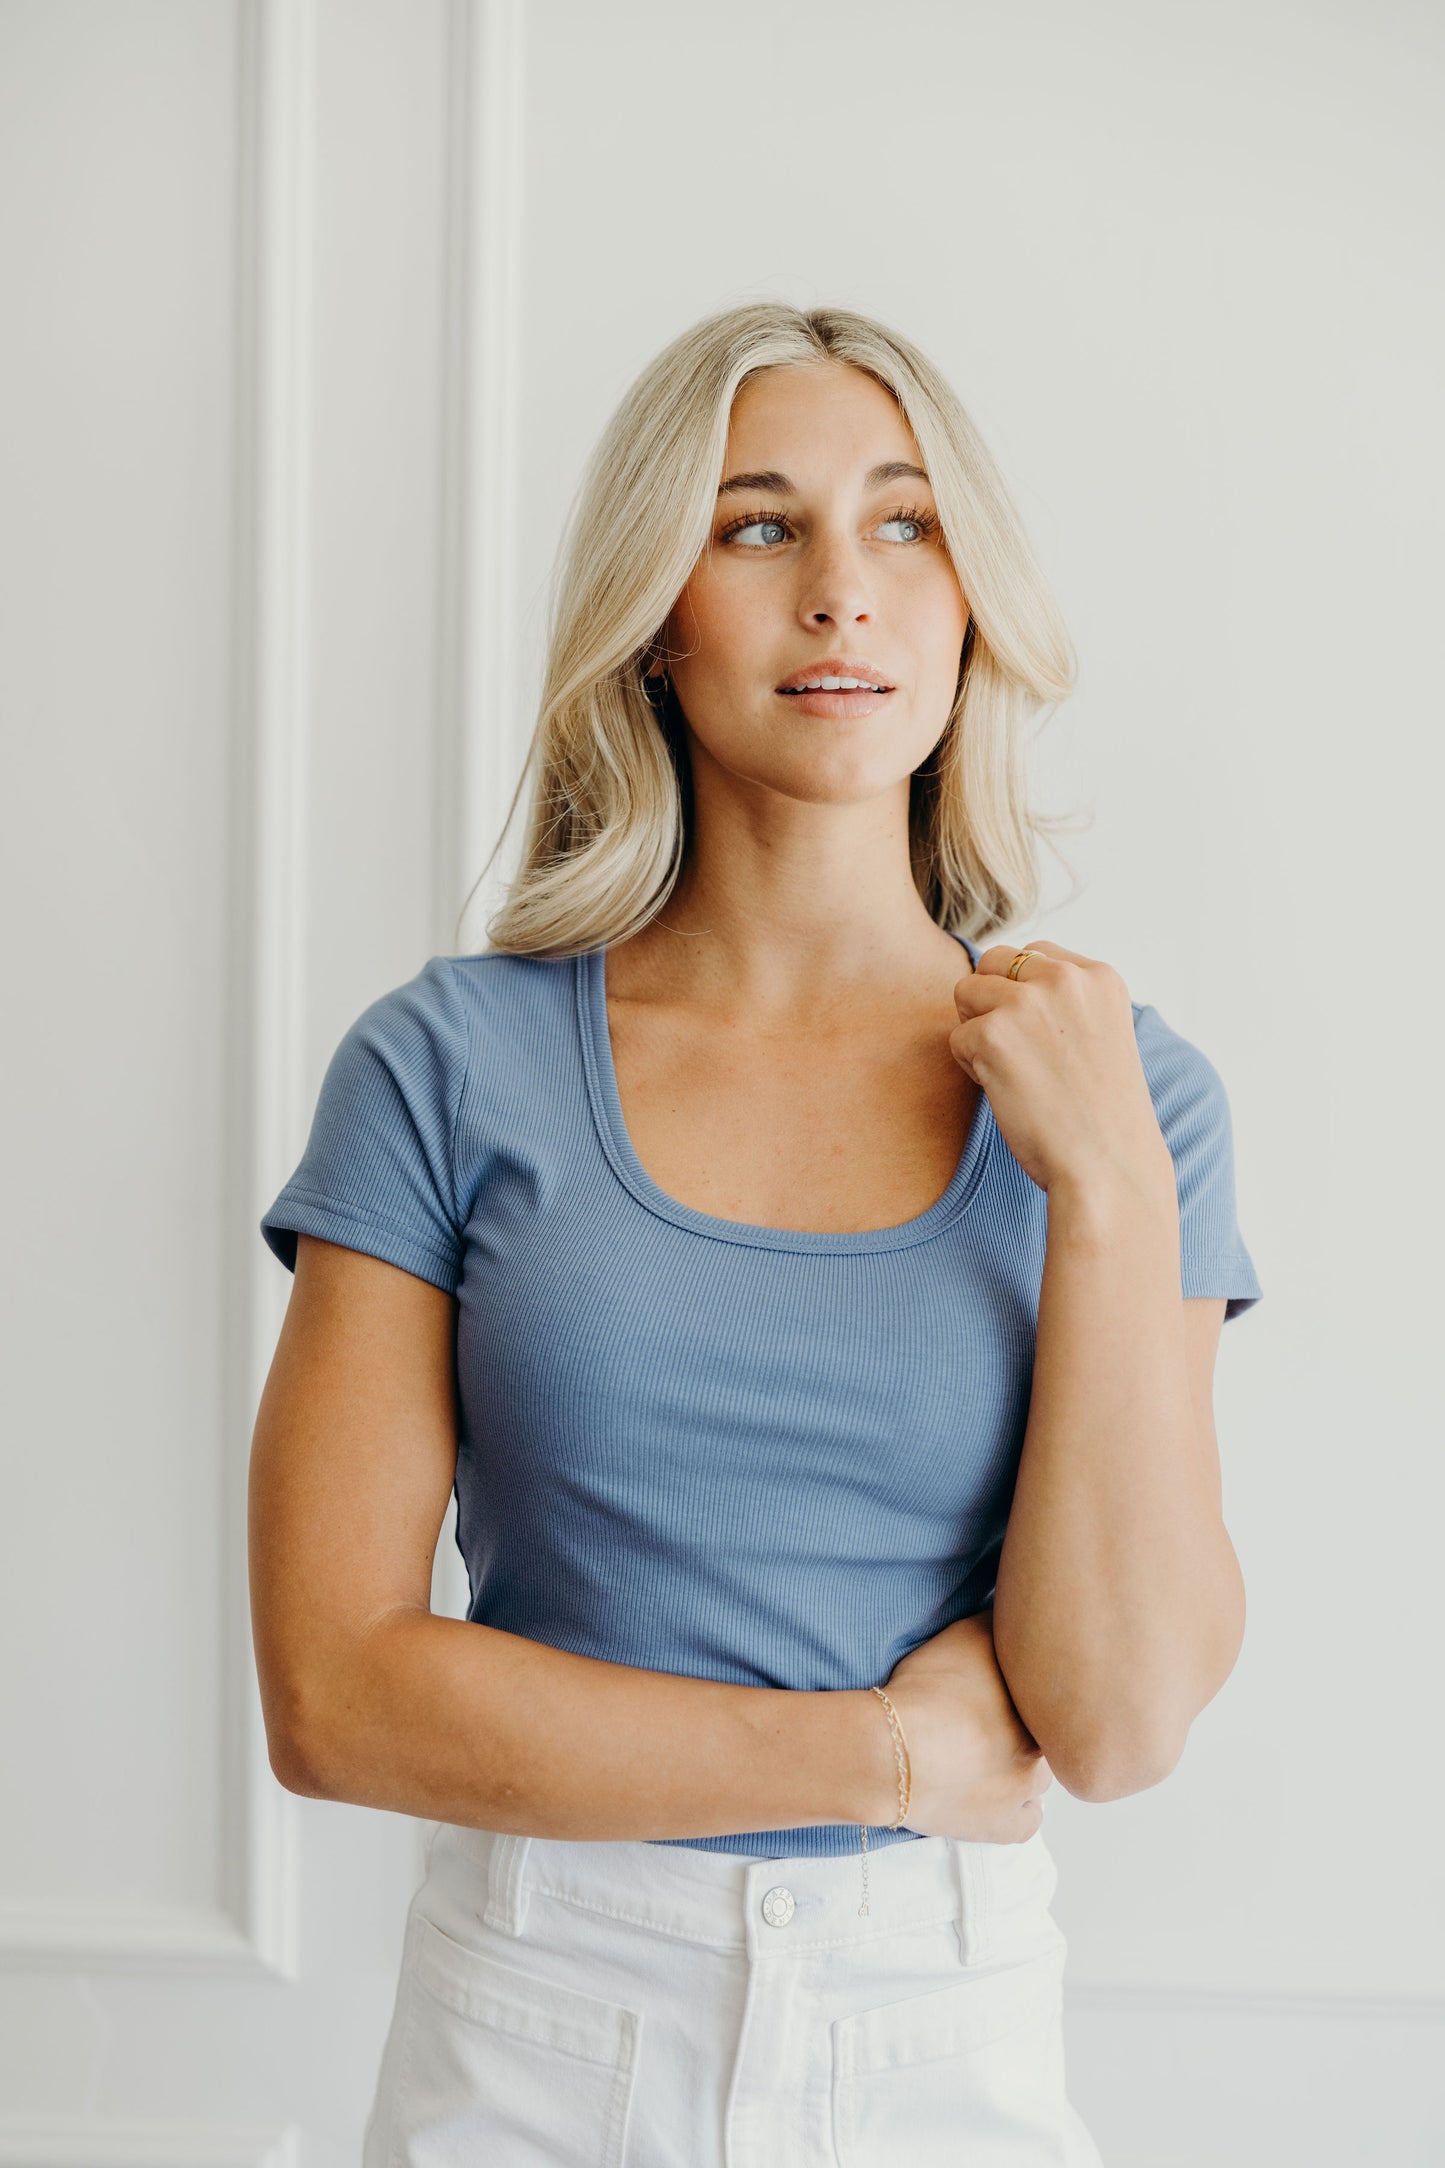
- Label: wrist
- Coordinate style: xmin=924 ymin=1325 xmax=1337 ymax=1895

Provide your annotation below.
xmin=830 ymin=1687 xmax=907 ymax=1828
xmin=1046 ymin=1149 xmax=1178 ymax=1241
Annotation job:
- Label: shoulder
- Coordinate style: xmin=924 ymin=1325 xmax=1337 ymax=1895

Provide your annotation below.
xmin=1129 ymin=998 xmax=1233 ymax=1133
xmin=261 ymin=948 xmax=584 ymax=1292
xmin=444 ymin=945 xmax=590 ymax=1085
xmin=1128 ymin=996 xmax=1262 ymax=1315
xmin=353 ymin=947 xmax=577 ymax=1063
xmin=1127 ymin=997 xmax=1246 ymax=1195
xmin=298 ymin=946 xmax=576 ymax=1179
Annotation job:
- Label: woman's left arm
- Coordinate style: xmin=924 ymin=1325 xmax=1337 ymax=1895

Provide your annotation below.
xmin=949 ymin=940 xmax=1247 ymax=1803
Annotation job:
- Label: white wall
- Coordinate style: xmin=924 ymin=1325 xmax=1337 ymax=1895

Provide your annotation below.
xmin=2 ymin=0 xmax=1440 ymax=2161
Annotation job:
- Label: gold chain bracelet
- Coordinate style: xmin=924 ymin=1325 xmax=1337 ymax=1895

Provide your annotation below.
xmin=858 ymin=1685 xmax=912 ymax=1917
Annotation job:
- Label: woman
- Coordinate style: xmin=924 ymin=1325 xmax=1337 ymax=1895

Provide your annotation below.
xmin=251 ymin=301 xmax=1261 ymax=2165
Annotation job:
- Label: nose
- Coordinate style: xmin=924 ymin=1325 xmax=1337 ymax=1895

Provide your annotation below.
xmin=796 ymin=527 xmax=873 ymax=632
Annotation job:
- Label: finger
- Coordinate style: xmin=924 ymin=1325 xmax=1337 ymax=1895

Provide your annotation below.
xmin=953 ymin=971 xmax=1024 ymax=1017
xmin=972 ymin=940 xmax=1057 ymax=982
xmin=1018 ymin=939 xmax=1099 ymax=969
xmin=971 ymin=936 xmax=1096 ymax=979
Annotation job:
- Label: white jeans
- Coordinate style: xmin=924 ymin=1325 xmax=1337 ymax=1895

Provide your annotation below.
xmin=361 ymin=1818 xmax=1105 ymax=2166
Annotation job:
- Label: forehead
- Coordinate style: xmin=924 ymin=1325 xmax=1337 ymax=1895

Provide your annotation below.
xmin=723 ymin=362 xmax=925 ymax=477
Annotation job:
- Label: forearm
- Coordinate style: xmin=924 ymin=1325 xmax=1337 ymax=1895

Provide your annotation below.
xmin=991 ymin=1156 xmax=1245 ymax=1797
xmin=278 ymin=1607 xmax=895 ymax=1841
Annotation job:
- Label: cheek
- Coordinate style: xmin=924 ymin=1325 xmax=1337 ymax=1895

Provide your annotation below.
xmin=917 ymin=549 xmax=968 ymax=621
xmin=907 ymin=565 xmax=968 ymax=672
xmin=684 ymin=580 xmax=761 ymax=673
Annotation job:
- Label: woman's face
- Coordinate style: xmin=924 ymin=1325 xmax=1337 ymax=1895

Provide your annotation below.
xmin=657 ymin=362 xmax=969 ymax=808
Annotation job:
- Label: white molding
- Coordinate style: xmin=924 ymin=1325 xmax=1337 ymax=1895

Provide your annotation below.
xmin=229 ymin=0 xmax=315 ymax=1985
xmin=0 ymin=1906 xmax=279 ymax=1979
xmin=0 ymin=2120 xmax=299 ymax=2168
xmin=0 ymin=0 xmax=310 ymax=1981
xmin=439 ymin=0 xmax=528 ymax=955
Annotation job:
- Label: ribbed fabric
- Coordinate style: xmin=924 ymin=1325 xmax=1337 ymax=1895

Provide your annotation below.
xmin=260 ymin=936 xmax=1262 ymax=1858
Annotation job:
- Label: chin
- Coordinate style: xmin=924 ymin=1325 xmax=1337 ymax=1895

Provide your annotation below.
xmin=768 ymin=757 xmax=917 ymax=806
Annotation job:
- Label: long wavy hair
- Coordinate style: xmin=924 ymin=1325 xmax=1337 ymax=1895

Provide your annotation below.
xmin=471 ymin=302 xmax=1078 ymax=957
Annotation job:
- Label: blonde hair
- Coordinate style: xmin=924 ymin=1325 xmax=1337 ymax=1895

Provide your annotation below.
xmin=471 ymin=301 xmax=1077 ymax=957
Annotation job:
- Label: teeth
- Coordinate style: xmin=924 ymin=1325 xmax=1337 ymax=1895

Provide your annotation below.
xmin=788 ymin=676 xmax=886 ymax=692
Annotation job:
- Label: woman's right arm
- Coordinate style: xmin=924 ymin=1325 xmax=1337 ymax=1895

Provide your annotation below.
xmin=248 ymin=1234 xmax=1055 ymax=1842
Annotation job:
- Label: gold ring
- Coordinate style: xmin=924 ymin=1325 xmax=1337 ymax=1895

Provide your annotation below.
xmin=1006 ymin=949 xmax=1037 ymax=980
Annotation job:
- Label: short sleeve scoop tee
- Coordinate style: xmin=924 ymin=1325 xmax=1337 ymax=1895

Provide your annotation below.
xmin=260 ymin=936 xmax=1263 ymax=1859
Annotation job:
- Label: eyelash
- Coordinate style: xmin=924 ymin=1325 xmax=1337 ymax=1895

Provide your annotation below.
xmin=717 ymin=502 xmax=941 ymax=549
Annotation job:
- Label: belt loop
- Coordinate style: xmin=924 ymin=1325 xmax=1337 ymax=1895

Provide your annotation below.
xmin=951 ymin=1838 xmax=990 ymax=1969
xmin=481 ymin=1832 xmax=533 ymax=1936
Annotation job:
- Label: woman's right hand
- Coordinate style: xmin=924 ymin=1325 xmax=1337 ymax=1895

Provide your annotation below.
xmin=877 ymin=1608 xmax=1053 ymax=1844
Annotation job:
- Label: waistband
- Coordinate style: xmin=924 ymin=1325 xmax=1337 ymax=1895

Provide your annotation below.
xmin=427 ymin=1820 xmax=1059 ymax=1968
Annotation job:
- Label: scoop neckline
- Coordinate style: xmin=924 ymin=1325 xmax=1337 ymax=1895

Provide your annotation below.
xmin=574 ymin=933 xmax=995 ymax=1254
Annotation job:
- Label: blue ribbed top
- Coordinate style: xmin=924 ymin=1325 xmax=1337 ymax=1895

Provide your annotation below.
xmin=260 ymin=935 xmax=1262 ymax=1857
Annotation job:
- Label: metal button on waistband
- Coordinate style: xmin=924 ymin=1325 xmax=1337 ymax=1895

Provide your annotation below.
xmin=761 ymin=1885 xmax=795 ymax=1928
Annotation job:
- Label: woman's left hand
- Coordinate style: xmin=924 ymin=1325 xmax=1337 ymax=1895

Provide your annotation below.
xmin=950 ymin=938 xmax=1173 ymax=1196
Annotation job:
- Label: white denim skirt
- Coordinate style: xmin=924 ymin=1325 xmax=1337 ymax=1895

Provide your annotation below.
xmin=361 ymin=1817 xmax=1105 ymax=2166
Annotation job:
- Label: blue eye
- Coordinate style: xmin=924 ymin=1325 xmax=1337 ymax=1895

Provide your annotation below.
xmin=718 ymin=502 xmax=940 ymax=550
xmin=727 ymin=516 xmax=790 ymax=548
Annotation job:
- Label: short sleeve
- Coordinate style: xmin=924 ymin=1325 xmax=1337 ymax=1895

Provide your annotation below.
xmin=259 ymin=954 xmax=469 ymax=1295
xmin=1132 ymin=1002 xmax=1263 ymax=1322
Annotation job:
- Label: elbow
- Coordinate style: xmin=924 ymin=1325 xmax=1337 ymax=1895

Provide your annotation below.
xmin=1053 ymin=1732 xmax=1184 ymax=1803
xmin=259 ymin=1604 xmax=422 ymax=1803
xmin=266 ymin=1721 xmax=332 ymax=1799
xmin=1003 ymin=1578 xmax=1244 ymax=1806
xmin=1032 ymin=1701 xmax=1188 ymax=1802
xmin=259 ymin=1671 xmax=341 ymax=1800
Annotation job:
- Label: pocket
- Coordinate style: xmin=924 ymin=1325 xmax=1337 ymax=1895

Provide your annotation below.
xmin=383 ymin=1909 xmax=644 ymax=2168
xmin=830 ymin=1935 xmax=1070 ymax=2168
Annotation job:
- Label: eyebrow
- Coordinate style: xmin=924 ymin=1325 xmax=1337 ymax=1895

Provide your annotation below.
xmin=716 ymin=460 xmax=931 ymax=498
